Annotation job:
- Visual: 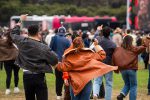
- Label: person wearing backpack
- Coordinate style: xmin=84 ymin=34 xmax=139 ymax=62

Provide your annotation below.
xmin=50 ymin=26 xmax=71 ymax=100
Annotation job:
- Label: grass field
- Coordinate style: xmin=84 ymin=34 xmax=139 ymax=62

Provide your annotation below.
xmin=0 ymin=62 xmax=150 ymax=100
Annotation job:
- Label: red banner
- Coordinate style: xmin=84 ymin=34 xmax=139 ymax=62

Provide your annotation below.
xmin=135 ymin=0 xmax=138 ymax=7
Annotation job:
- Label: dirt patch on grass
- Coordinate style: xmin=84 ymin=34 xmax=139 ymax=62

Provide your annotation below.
xmin=0 ymin=89 xmax=150 ymax=100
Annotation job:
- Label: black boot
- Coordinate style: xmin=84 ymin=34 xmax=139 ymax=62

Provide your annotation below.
xmin=117 ymin=93 xmax=125 ymax=100
xmin=148 ymin=90 xmax=150 ymax=95
xmin=99 ymin=82 xmax=105 ymax=99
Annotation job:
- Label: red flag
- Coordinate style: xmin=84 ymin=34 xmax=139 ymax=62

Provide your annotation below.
xmin=129 ymin=18 xmax=132 ymax=25
xmin=135 ymin=0 xmax=138 ymax=7
xmin=128 ymin=6 xmax=132 ymax=12
xmin=135 ymin=16 xmax=139 ymax=29
xmin=130 ymin=0 xmax=132 ymax=3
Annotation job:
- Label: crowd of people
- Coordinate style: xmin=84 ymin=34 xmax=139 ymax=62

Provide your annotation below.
xmin=0 ymin=14 xmax=150 ymax=100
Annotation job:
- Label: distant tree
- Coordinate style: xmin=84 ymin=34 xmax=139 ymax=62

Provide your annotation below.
xmin=0 ymin=0 xmax=127 ymax=25
xmin=20 ymin=0 xmax=29 ymax=4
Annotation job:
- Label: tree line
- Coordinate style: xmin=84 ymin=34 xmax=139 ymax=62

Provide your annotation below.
xmin=0 ymin=0 xmax=127 ymax=26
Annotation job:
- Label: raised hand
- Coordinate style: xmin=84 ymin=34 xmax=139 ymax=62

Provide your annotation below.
xmin=64 ymin=79 xmax=69 ymax=86
xmin=20 ymin=14 xmax=28 ymax=21
xmin=97 ymin=25 xmax=103 ymax=31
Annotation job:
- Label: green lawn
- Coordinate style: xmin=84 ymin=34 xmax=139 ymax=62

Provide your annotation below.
xmin=0 ymin=62 xmax=150 ymax=100
xmin=0 ymin=70 xmax=55 ymax=90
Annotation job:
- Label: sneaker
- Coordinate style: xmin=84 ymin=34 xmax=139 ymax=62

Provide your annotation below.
xmin=5 ymin=89 xmax=11 ymax=95
xmin=93 ymin=94 xmax=98 ymax=100
xmin=14 ymin=87 xmax=20 ymax=93
xmin=56 ymin=96 xmax=62 ymax=100
xmin=117 ymin=93 xmax=125 ymax=100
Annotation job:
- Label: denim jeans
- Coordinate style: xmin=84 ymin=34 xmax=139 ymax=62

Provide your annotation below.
xmin=148 ymin=64 xmax=150 ymax=93
xmin=120 ymin=70 xmax=137 ymax=100
xmin=93 ymin=71 xmax=113 ymax=100
xmin=70 ymin=81 xmax=92 ymax=100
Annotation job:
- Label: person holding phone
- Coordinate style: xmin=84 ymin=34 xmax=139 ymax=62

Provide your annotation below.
xmin=56 ymin=37 xmax=118 ymax=100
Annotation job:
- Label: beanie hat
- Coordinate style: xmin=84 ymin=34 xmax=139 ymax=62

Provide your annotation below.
xmin=58 ymin=26 xmax=66 ymax=33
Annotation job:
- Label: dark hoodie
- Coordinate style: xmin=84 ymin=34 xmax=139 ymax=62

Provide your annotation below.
xmin=50 ymin=32 xmax=71 ymax=61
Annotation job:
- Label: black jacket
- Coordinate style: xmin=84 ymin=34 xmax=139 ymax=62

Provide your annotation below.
xmin=10 ymin=26 xmax=58 ymax=73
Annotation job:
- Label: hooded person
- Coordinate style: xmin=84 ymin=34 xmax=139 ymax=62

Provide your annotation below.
xmin=50 ymin=26 xmax=71 ymax=100
xmin=56 ymin=37 xmax=118 ymax=100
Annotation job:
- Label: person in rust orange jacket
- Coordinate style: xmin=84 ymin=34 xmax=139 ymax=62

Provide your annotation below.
xmin=56 ymin=37 xmax=118 ymax=100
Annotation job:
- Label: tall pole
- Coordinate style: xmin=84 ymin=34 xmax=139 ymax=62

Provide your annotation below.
xmin=126 ymin=0 xmax=130 ymax=29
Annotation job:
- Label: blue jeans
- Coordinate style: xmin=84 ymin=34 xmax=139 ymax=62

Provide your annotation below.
xmin=148 ymin=64 xmax=150 ymax=93
xmin=70 ymin=81 xmax=92 ymax=100
xmin=93 ymin=71 xmax=113 ymax=100
xmin=120 ymin=70 xmax=137 ymax=100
